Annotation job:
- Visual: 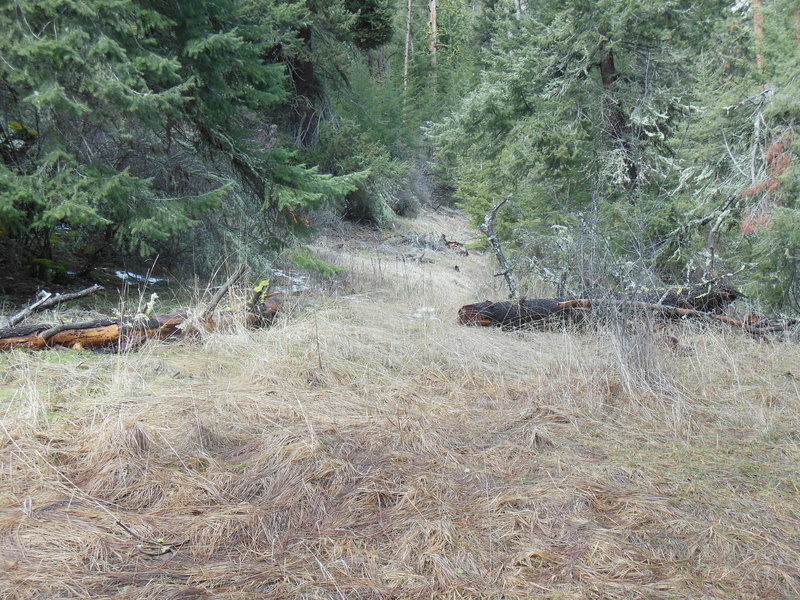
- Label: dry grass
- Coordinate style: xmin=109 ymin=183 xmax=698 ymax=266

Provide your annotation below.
xmin=1 ymin=207 xmax=799 ymax=599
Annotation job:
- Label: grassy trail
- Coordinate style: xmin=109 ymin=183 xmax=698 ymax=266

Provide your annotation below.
xmin=1 ymin=208 xmax=799 ymax=599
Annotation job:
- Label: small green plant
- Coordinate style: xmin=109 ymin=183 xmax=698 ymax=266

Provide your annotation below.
xmin=30 ymin=258 xmax=68 ymax=283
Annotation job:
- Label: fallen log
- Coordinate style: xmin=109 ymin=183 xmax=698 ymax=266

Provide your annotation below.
xmin=458 ymin=299 xmax=581 ymax=328
xmin=557 ymin=298 xmax=790 ymax=336
xmin=0 ymin=267 xmax=281 ymax=351
xmin=458 ymin=283 xmax=745 ymax=330
xmin=0 ymin=293 xmax=281 ymax=351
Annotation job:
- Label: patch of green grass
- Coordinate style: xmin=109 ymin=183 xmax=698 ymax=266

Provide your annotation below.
xmin=290 ymin=246 xmax=346 ymax=276
xmin=465 ymin=239 xmax=488 ymax=251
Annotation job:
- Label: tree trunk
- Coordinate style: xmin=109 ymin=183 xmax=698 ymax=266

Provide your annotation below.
xmin=752 ymin=0 xmax=765 ymax=73
xmin=403 ymin=0 xmax=413 ymax=97
xmin=514 ymin=0 xmax=522 ymax=19
xmin=480 ymin=196 xmax=519 ymax=300
xmin=599 ymin=40 xmax=638 ymax=195
xmin=290 ymin=25 xmax=321 ymax=148
xmin=429 ymin=0 xmax=438 ymax=85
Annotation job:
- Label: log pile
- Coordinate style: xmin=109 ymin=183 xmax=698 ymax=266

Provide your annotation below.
xmin=0 ymin=267 xmax=281 ymax=352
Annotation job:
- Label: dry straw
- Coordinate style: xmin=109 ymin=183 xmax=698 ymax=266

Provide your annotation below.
xmin=1 ymin=209 xmax=799 ymax=599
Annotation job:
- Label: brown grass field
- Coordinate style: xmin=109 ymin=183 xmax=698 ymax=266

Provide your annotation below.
xmin=1 ymin=209 xmax=799 ymax=599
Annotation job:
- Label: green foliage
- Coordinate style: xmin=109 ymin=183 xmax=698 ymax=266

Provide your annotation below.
xmin=345 ymin=0 xmax=393 ymax=50
xmin=30 ymin=258 xmax=68 ymax=283
xmin=748 ymin=208 xmax=800 ymax=311
xmin=0 ymin=0 xmax=365 ymax=274
xmin=290 ymin=246 xmax=346 ymax=276
xmin=433 ymin=0 xmax=800 ymax=310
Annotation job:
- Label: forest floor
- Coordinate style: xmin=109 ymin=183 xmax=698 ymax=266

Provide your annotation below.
xmin=1 ymin=207 xmax=799 ymax=599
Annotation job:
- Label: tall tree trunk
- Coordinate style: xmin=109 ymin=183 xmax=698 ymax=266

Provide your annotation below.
xmin=367 ymin=48 xmax=375 ymax=78
xmin=751 ymin=0 xmax=766 ymax=73
xmin=752 ymin=0 xmax=765 ymax=72
xmin=429 ymin=0 xmax=438 ymax=86
xmin=514 ymin=0 xmax=522 ymax=19
xmin=403 ymin=0 xmax=413 ymax=97
xmin=290 ymin=25 xmax=321 ymax=148
xmin=599 ymin=40 xmax=638 ymax=196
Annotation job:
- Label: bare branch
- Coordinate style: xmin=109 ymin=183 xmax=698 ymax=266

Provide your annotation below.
xmin=202 ymin=264 xmax=247 ymax=320
xmin=480 ymin=195 xmax=519 ymax=300
xmin=3 ymin=284 xmax=104 ymax=328
xmin=705 ymin=195 xmax=738 ymax=278
xmin=558 ymin=298 xmax=785 ymax=335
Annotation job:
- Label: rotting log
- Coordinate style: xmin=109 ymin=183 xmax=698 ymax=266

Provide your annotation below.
xmin=458 ymin=284 xmax=746 ymax=331
xmin=458 ymin=299 xmax=582 ymax=328
xmin=0 ymin=293 xmax=281 ymax=351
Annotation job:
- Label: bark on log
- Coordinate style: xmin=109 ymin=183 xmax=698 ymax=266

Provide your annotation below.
xmin=458 ymin=299 xmax=582 ymax=328
xmin=458 ymin=284 xmax=744 ymax=330
xmin=0 ymin=293 xmax=281 ymax=352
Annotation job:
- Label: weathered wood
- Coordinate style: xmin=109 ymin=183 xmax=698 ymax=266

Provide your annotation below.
xmin=458 ymin=299 xmax=581 ymax=328
xmin=480 ymin=195 xmax=519 ymax=300
xmin=202 ymin=264 xmax=247 ymax=321
xmin=2 ymin=284 xmax=104 ymax=328
xmin=0 ymin=292 xmax=281 ymax=352
xmin=458 ymin=284 xmax=746 ymax=331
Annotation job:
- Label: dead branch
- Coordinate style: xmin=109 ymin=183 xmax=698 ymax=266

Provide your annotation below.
xmin=3 ymin=284 xmax=103 ymax=328
xmin=524 ymin=255 xmax=577 ymax=297
xmin=202 ymin=264 xmax=247 ymax=320
xmin=0 ymin=293 xmax=281 ymax=352
xmin=480 ymin=195 xmax=519 ymax=300
xmin=705 ymin=195 xmax=738 ymax=278
xmin=556 ymin=298 xmax=783 ymax=335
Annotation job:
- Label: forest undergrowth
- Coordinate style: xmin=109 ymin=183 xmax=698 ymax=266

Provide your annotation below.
xmin=1 ymin=208 xmax=799 ymax=599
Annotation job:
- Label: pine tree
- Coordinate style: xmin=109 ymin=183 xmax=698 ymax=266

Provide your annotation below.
xmin=0 ymin=0 xmax=365 ymax=274
xmin=435 ymin=0 xmax=730 ymax=293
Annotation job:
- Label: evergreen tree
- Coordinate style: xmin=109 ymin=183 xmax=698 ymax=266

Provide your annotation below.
xmin=435 ymin=1 xmax=740 ymax=293
xmin=0 ymin=0 xmax=364 ymax=274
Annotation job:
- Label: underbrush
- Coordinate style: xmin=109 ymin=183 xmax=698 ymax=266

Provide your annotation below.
xmin=1 ymin=213 xmax=799 ymax=599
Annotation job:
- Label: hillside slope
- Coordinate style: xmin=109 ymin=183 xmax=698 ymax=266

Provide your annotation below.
xmin=1 ymin=208 xmax=799 ymax=599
